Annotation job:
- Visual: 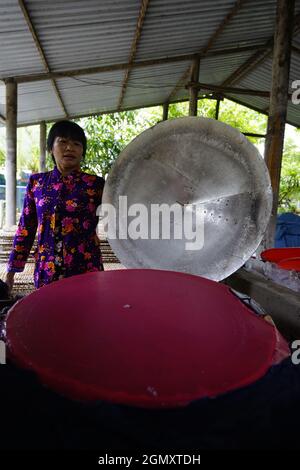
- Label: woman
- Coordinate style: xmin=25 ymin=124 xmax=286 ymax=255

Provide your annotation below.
xmin=5 ymin=120 xmax=105 ymax=292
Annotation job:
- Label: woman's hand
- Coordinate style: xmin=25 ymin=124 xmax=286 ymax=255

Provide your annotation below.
xmin=5 ymin=272 xmax=15 ymax=296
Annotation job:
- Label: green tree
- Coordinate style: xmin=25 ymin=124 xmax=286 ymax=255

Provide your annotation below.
xmin=17 ymin=126 xmax=40 ymax=174
xmin=279 ymin=137 xmax=300 ymax=212
xmin=77 ymin=110 xmax=160 ymax=177
xmin=0 ymin=147 xmax=5 ymax=168
xmin=0 ymin=129 xmax=5 ymax=169
xmin=167 ymin=98 xmax=267 ymax=145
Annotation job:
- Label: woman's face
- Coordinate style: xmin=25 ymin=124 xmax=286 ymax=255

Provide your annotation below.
xmin=52 ymin=136 xmax=84 ymax=174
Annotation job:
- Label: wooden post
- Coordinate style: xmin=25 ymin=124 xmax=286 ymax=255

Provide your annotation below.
xmin=189 ymin=57 xmax=200 ymax=116
xmin=40 ymin=121 xmax=46 ymax=172
xmin=215 ymin=97 xmax=221 ymax=120
xmin=264 ymin=0 xmax=295 ymax=248
xmin=162 ymin=102 xmax=169 ymax=121
xmin=5 ymin=79 xmax=17 ymax=228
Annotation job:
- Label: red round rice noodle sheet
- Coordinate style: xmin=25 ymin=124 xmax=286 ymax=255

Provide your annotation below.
xmin=6 ymin=269 xmax=290 ymax=408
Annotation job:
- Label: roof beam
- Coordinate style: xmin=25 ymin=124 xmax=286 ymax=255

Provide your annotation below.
xmin=167 ymin=67 xmax=193 ymax=105
xmin=165 ymin=0 xmax=245 ymax=103
xmin=221 ymin=40 xmax=273 ymax=87
xmin=200 ymin=0 xmax=245 ymax=56
xmin=18 ymin=91 xmax=297 ymax=130
xmin=221 ymin=11 xmax=300 ymax=87
xmin=14 ymin=96 xmax=208 ymax=127
xmin=18 ymin=0 xmax=68 ymax=117
xmin=0 ymin=44 xmax=267 ymax=84
xmin=117 ymin=0 xmax=150 ymax=110
xmin=186 ymin=81 xmax=287 ymax=98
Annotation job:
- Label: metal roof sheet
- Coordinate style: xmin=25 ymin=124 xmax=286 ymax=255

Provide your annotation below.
xmin=122 ymin=61 xmax=191 ymax=109
xmin=0 ymin=0 xmax=45 ymax=77
xmin=57 ymin=71 xmax=125 ymax=116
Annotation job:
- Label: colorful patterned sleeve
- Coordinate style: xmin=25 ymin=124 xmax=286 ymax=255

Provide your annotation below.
xmin=7 ymin=175 xmax=38 ymax=273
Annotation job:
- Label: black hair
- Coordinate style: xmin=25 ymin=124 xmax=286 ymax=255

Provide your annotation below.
xmin=47 ymin=120 xmax=87 ymax=165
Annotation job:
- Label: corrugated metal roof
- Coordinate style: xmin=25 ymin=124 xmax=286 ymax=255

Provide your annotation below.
xmin=0 ymin=0 xmax=300 ymax=127
xmin=25 ymin=0 xmax=141 ymax=72
xmin=57 ymin=71 xmax=125 ymax=116
xmin=18 ymin=81 xmax=65 ymax=124
xmin=199 ymin=50 xmax=256 ymax=85
xmin=211 ymin=0 xmax=277 ymax=50
xmin=135 ymin=0 xmax=235 ymax=61
xmin=122 ymin=61 xmax=191 ymax=109
xmin=0 ymin=0 xmax=45 ymax=77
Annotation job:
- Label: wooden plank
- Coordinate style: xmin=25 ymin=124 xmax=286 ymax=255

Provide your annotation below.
xmin=188 ymin=81 xmax=273 ymax=97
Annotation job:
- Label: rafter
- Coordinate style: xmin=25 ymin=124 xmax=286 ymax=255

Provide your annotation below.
xmin=167 ymin=67 xmax=193 ymax=105
xmin=18 ymin=0 xmax=68 ymax=117
xmin=118 ymin=0 xmax=150 ymax=110
xmin=18 ymin=89 xmax=295 ymax=130
xmin=165 ymin=0 xmax=245 ymax=103
xmin=186 ymin=81 xmax=285 ymax=98
xmin=221 ymin=40 xmax=273 ymax=87
xmin=0 ymin=45 xmax=269 ymax=85
xmin=221 ymin=11 xmax=300 ymax=88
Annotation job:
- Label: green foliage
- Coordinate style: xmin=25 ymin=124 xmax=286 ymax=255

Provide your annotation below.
xmin=169 ymin=98 xmax=267 ymax=145
xmin=279 ymin=137 xmax=300 ymax=212
xmin=77 ymin=110 xmax=161 ymax=177
xmin=218 ymin=99 xmax=267 ymax=138
xmin=18 ymin=128 xmax=40 ymax=173
xmin=168 ymin=102 xmax=189 ymax=118
xmin=0 ymin=126 xmax=40 ymax=174
xmin=0 ymin=147 xmax=5 ymax=168
xmin=0 ymin=129 xmax=5 ymax=168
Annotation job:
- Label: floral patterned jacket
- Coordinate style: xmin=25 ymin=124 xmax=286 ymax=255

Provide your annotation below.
xmin=7 ymin=166 xmax=105 ymax=288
